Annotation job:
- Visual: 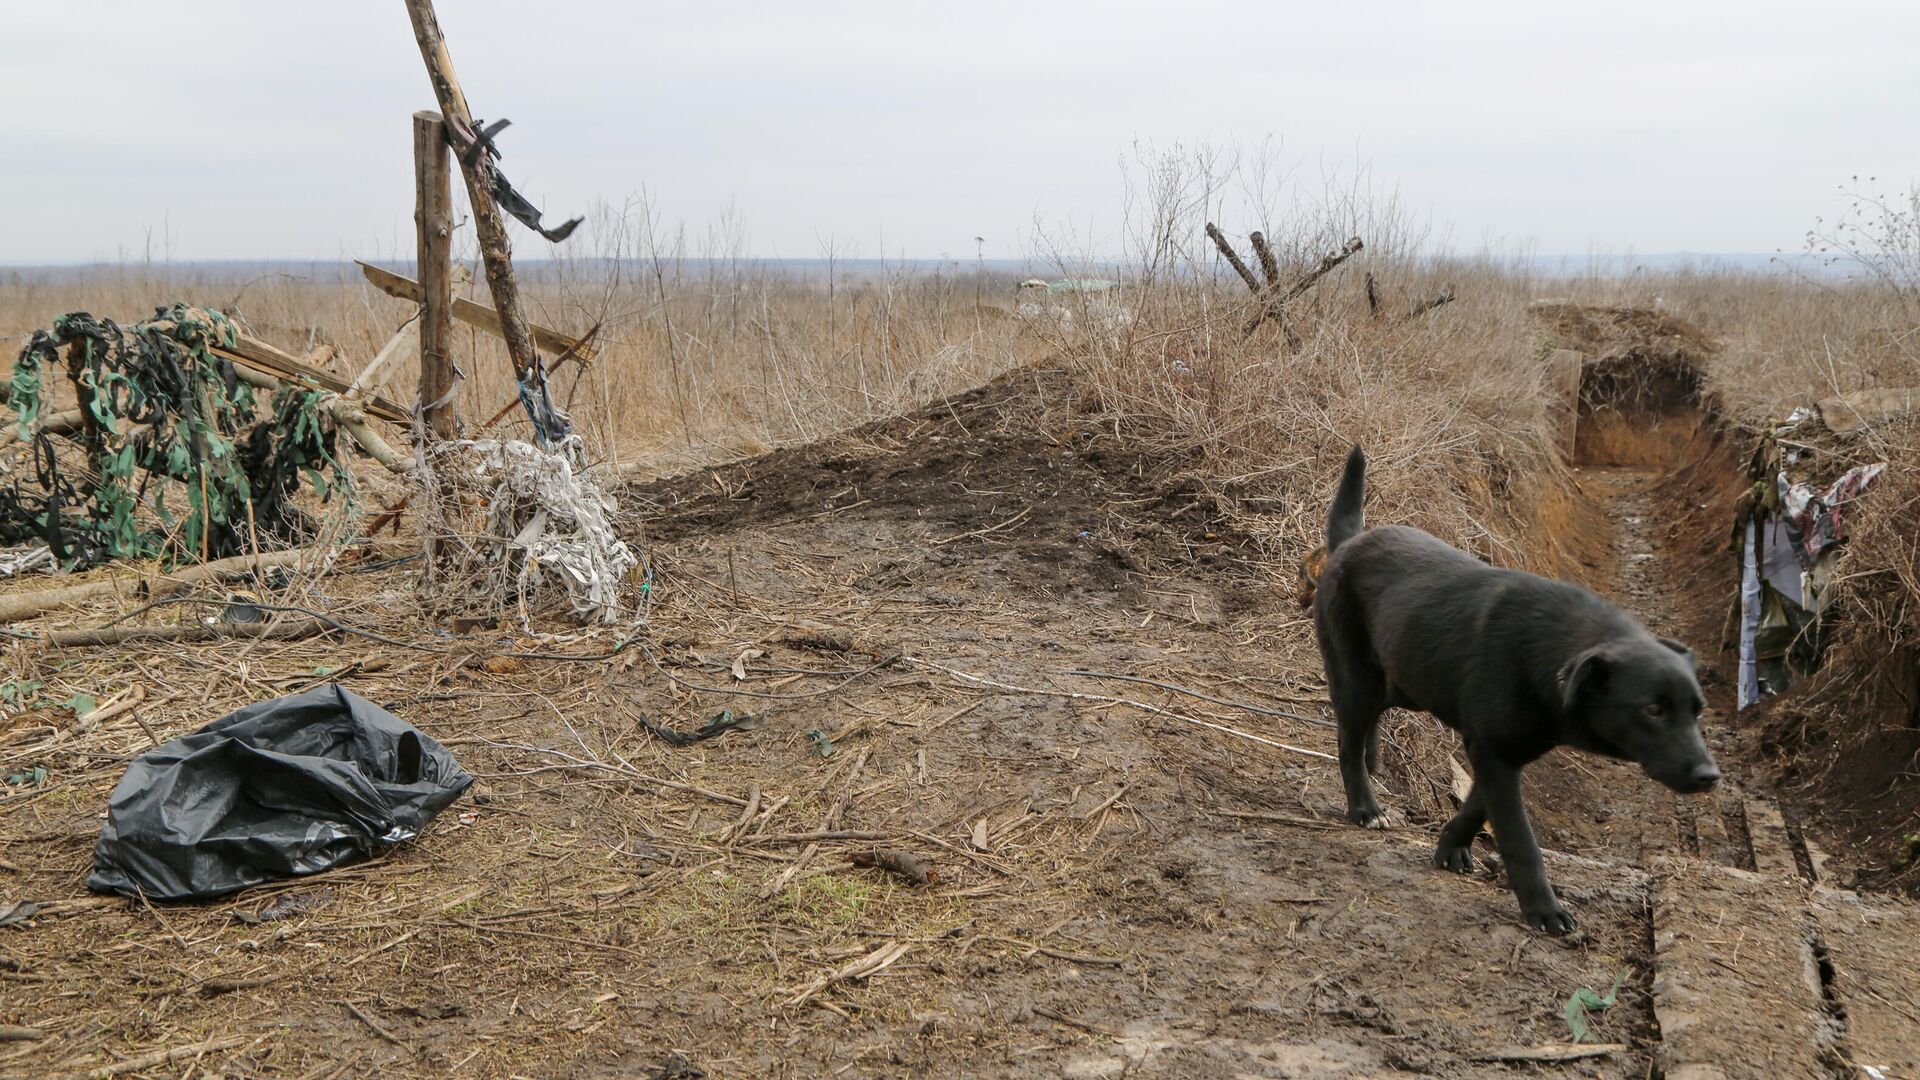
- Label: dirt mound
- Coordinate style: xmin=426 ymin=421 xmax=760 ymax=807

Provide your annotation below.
xmin=1528 ymin=301 xmax=1721 ymax=363
xmin=625 ymin=365 xmax=1265 ymax=603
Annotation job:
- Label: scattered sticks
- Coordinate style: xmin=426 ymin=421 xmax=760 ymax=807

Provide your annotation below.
xmin=41 ymin=1035 xmax=252 ymax=1080
xmin=760 ymin=746 xmax=873 ymax=899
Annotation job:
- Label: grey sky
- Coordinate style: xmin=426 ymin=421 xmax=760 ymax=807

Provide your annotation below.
xmin=4 ymin=0 xmax=1916 ymax=263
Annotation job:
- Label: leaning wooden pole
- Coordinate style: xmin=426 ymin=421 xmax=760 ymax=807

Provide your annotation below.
xmin=413 ymin=110 xmax=457 ymax=441
xmin=1204 ymin=223 xmax=1261 ymax=294
xmin=400 ymin=0 xmax=546 ymax=392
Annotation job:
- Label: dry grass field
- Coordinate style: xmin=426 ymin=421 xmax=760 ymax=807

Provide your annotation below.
xmin=3 ymin=177 xmax=1919 ymax=1077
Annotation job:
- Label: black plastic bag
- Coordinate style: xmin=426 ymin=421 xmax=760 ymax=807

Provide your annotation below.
xmin=89 ymin=684 xmax=472 ymax=900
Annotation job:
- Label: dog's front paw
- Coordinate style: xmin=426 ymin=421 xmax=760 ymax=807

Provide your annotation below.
xmin=1522 ymin=902 xmax=1576 ymax=935
xmin=1434 ymin=842 xmax=1474 ymax=873
xmin=1347 ymin=804 xmax=1388 ymax=829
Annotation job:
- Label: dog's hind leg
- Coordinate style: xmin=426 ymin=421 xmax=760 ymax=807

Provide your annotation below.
xmin=1331 ymin=672 xmax=1389 ymax=829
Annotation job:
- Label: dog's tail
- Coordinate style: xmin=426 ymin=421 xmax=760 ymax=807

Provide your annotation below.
xmin=1325 ymin=445 xmax=1366 ymax=553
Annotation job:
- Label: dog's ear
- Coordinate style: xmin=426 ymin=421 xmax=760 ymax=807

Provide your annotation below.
xmin=1559 ymin=647 xmax=1611 ymax=713
xmin=1656 ymin=636 xmax=1696 ymax=669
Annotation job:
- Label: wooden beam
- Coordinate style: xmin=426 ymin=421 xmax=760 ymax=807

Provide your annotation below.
xmin=137 ymin=309 xmax=408 ymax=422
xmin=414 ymin=110 xmax=457 ymax=440
xmin=0 ymin=548 xmax=318 ymax=625
xmin=356 ymin=261 xmax=592 ymax=361
xmin=401 ymin=0 xmax=550 ymax=396
xmin=1204 ymin=223 xmax=1260 ymax=294
xmin=208 ymin=338 xmax=408 ymax=423
xmin=349 ymin=320 xmax=419 ymax=401
xmin=1248 ymin=231 xmax=1281 ymax=289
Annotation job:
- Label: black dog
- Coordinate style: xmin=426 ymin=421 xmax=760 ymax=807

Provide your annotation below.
xmin=1312 ymin=447 xmax=1720 ymax=933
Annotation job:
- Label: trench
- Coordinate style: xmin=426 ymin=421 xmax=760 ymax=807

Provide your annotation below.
xmin=1531 ymin=350 xmax=1873 ymax=1076
xmin=1514 ymin=362 xmax=1748 ymax=869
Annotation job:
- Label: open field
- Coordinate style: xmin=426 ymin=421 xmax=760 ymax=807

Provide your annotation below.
xmin=4 ymin=219 xmax=1920 ymax=1078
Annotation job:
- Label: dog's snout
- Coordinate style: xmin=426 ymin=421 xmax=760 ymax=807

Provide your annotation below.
xmin=1689 ymin=763 xmax=1722 ymax=791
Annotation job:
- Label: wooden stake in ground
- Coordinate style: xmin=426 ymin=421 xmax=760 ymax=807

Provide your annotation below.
xmin=400 ymin=0 xmax=553 ymax=428
xmin=413 ymin=110 xmax=457 ymax=441
xmin=1203 ymin=223 xmax=1365 ymax=340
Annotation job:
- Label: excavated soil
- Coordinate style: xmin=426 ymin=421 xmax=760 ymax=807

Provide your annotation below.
xmin=4 ymin=343 xmax=1917 ymax=1078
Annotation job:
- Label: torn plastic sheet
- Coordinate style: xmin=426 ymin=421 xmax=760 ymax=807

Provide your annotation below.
xmin=460 ymin=116 xmax=582 ymax=243
xmin=1777 ymin=461 xmax=1885 ymax=563
xmin=1736 ymin=460 xmax=1884 ymax=710
xmin=491 ymin=166 xmax=581 ymax=242
xmin=515 ymin=363 xmax=576 ymax=448
xmin=89 ymin=684 xmax=471 ymax=900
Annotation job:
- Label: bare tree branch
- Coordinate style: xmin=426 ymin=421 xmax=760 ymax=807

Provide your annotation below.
xmin=1406 ymin=284 xmax=1457 ymax=321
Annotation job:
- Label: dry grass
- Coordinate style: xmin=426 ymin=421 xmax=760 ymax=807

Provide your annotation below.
xmin=0 ymin=254 xmax=1036 ymax=481
xmin=6 ymin=172 xmax=1920 ymax=1072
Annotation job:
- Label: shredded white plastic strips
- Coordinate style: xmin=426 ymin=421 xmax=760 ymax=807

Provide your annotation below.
xmin=427 ymin=439 xmax=638 ymax=624
xmin=0 ymin=543 xmax=57 ymax=578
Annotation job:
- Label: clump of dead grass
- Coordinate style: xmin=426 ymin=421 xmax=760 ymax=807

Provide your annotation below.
xmin=1030 ymin=148 xmax=1569 ymax=575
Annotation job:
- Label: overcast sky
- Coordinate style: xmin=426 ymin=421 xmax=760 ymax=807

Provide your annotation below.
xmin=4 ymin=1 xmax=1916 ymax=264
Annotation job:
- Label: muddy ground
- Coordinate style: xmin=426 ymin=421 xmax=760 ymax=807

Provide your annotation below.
xmin=1 ymin=358 xmax=1912 ymax=1078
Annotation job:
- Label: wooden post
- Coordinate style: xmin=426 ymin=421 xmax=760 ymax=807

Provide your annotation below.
xmin=1549 ymin=348 xmax=1585 ymax=458
xmin=413 ymin=110 xmax=456 ymax=440
xmin=1248 ymin=231 xmax=1281 ymax=288
xmin=1204 ymin=223 xmax=1261 ymax=294
xmin=401 ymin=0 xmax=548 ymax=394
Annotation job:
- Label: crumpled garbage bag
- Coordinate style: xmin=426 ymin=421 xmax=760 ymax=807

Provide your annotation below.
xmin=89 ymin=684 xmax=471 ymax=900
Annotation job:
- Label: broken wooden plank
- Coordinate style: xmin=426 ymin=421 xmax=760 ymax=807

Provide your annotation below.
xmin=1810 ymin=886 xmax=1920 ymax=1077
xmin=356 ymin=261 xmax=594 ymax=361
xmin=201 ymin=332 xmax=408 ymax=423
xmin=1745 ymin=798 xmax=1800 ymax=877
xmin=1649 ymin=857 xmax=1832 ymax=1080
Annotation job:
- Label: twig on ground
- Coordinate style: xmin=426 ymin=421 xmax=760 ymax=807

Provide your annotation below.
xmin=782 ymin=940 xmax=911 ymax=1008
xmin=339 ymin=999 xmax=407 ymax=1047
xmin=1033 ymin=1006 xmax=1120 ymax=1038
xmin=932 ymin=506 xmax=1032 ymax=546
xmin=41 ymin=618 xmax=327 ymax=648
xmin=43 ymin=1035 xmax=251 ymax=1079
xmin=1063 ymin=670 xmax=1333 ymax=728
xmin=902 ymin=656 xmax=1336 ymax=762
xmin=475 ymin=738 xmax=749 ymax=807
